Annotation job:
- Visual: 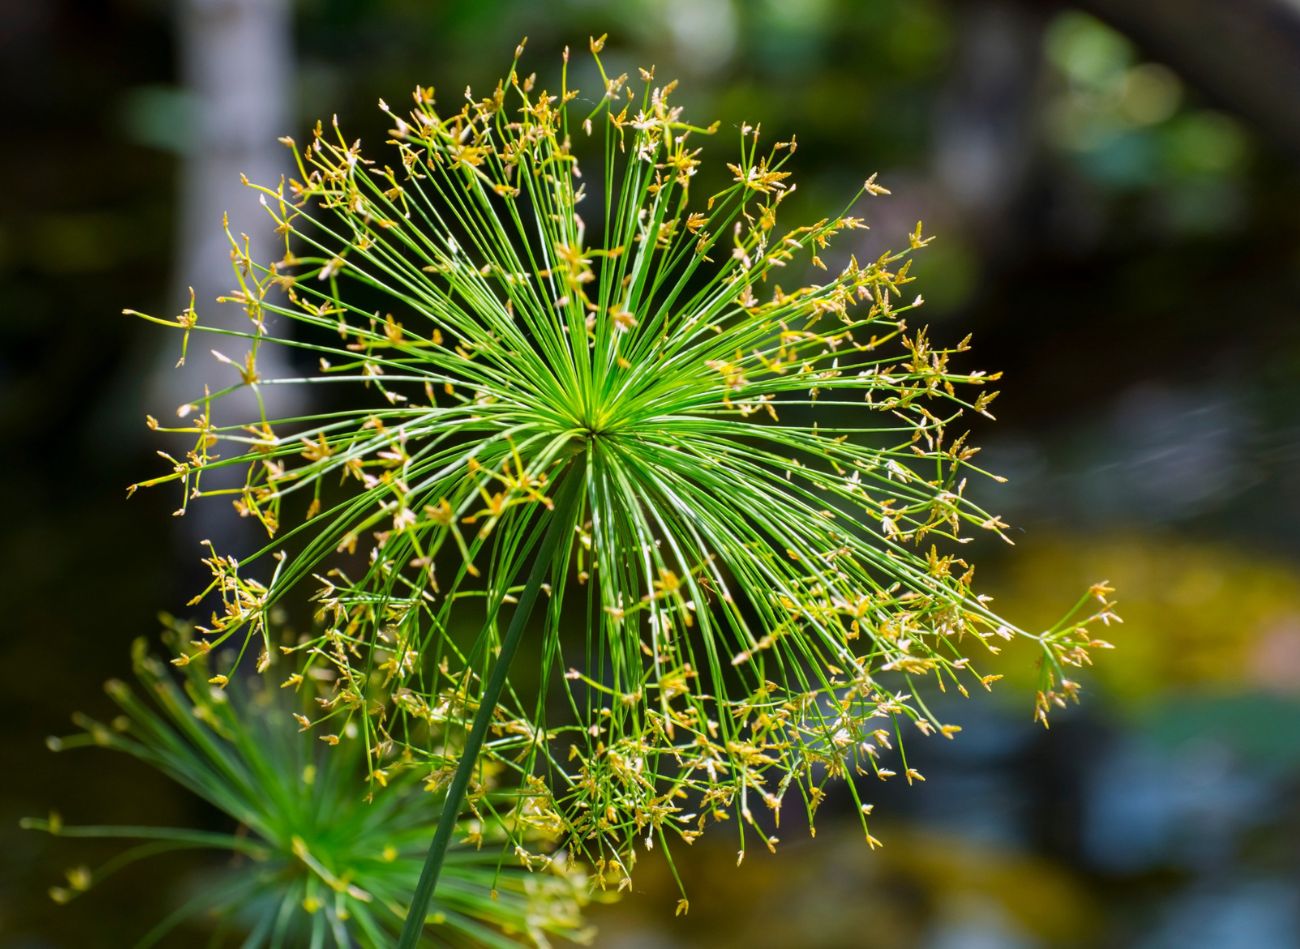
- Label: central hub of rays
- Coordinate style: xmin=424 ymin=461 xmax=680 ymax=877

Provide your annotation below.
xmin=578 ymin=413 xmax=611 ymax=439
xmin=566 ymin=388 xmax=627 ymax=441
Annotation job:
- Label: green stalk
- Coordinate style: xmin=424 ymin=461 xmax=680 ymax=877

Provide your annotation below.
xmin=398 ymin=456 xmax=586 ymax=948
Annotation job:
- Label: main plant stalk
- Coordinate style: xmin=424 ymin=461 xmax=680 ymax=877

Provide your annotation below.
xmin=398 ymin=461 xmax=584 ymax=947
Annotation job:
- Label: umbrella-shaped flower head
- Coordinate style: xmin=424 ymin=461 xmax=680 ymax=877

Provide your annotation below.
xmin=132 ymin=38 xmax=1114 ymax=904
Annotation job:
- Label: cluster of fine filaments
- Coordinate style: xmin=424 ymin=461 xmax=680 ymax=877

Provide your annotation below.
xmin=131 ymin=38 xmax=1114 ymax=900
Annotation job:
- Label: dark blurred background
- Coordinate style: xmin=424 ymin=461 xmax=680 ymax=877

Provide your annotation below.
xmin=3 ymin=1 xmax=1299 ymax=946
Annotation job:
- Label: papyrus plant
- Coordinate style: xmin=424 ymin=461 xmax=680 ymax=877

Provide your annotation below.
xmin=127 ymin=38 xmax=1114 ymax=939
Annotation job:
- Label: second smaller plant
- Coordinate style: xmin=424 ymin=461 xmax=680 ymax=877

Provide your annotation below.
xmin=25 ymin=621 xmax=595 ymax=947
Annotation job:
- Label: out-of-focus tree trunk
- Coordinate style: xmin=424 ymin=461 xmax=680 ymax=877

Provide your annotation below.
xmin=161 ymin=0 xmax=298 ymax=560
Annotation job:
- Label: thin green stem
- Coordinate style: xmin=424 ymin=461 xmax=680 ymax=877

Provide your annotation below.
xmin=398 ymin=454 xmax=586 ymax=948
